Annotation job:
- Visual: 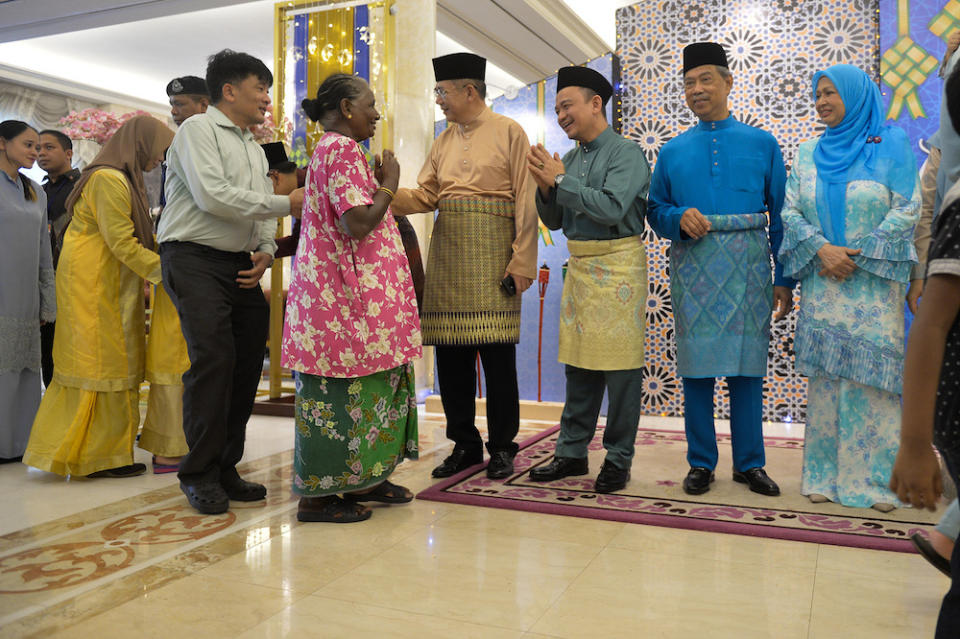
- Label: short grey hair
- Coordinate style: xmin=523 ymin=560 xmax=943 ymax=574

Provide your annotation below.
xmin=716 ymin=65 xmax=731 ymax=80
xmin=458 ymin=79 xmax=486 ymax=99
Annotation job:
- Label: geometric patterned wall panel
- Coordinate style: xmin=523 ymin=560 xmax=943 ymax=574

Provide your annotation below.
xmin=617 ymin=0 xmax=879 ymax=423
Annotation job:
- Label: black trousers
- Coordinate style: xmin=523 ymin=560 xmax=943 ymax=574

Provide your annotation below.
xmin=159 ymin=241 xmax=269 ymax=484
xmin=40 ymin=322 xmax=55 ymax=387
xmin=435 ymin=344 xmax=519 ymax=455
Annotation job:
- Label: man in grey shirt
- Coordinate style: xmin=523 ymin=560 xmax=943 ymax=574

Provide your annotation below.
xmin=158 ymin=49 xmax=303 ymax=514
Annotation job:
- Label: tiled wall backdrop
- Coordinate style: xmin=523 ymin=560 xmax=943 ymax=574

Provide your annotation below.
xmin=616 ymin=0 xmax=879 ymax=422
xmin=441 ymin=1 xmax=953 ymax=422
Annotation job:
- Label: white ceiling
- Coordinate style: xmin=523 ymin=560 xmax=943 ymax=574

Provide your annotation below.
xmin=0 ymin=1 xmax=277 ymax=110
xmin=0 ymin=0 xmax=632 ymax=114
xmin=563 ymin=0 xmax=637 ymax=51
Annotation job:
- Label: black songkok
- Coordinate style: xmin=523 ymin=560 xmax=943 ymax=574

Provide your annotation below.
xmin=556 ymin=66 xmax=613 ymax=107
xmin=682 ymin=42 xmax=729 ymax=75
xmin=433 ymin=53 xmax=486 ymax=82
xmin=166 ymin=75 xmax=209 ymax=97
xmin=260 ymin=142 xmax=296 ymax=173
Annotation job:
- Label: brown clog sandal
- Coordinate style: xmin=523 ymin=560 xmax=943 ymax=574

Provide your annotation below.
xmin=344 ymin=480 xmax=414 ymax=504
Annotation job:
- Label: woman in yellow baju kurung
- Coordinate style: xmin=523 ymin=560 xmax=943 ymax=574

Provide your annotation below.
xmin=140 ymin=282 xmax=190 ymax=465
xmin=24 ymin=116 xmax=174 ymax=478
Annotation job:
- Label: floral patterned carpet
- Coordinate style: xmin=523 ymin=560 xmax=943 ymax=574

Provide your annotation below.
xmin=416 ymin=426 xmax=941 ymax=552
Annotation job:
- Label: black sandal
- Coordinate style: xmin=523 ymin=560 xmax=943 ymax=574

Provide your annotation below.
xmin=87 ymin=463 xmax=147 ymax=479
xmin=344 ymin=480 xmax=414 ymax=504
xmin=180 ymin=480 xmax=229 ymax=514
xmin=298 ymin=495 xmax=372 ymax=523
xmin=910 ymin=532 xmax=952 ymax=578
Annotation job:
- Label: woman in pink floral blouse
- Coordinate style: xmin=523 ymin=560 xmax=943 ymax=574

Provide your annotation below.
xmin=282 ymin=74 xmax=422 ymax=523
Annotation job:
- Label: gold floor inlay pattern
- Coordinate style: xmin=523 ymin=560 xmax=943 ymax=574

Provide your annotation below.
xmin=0 ymin=418 xmax=546 ymax=639
xmin=0 ymin=451 xmax=300 ymax=638
xmin=0 ymin=415 xmax=950 ymax=638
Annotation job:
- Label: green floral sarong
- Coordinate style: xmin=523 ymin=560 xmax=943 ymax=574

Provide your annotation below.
xmin=292 ymin=364 xmax=418 ymax=496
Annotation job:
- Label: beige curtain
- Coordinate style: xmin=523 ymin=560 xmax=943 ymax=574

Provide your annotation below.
xmin=0 ymin=81 xmax=97 ymax=131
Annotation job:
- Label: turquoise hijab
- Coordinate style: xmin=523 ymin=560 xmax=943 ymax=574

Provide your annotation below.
xmin=811 ymin=64 xmax=899 ymax=246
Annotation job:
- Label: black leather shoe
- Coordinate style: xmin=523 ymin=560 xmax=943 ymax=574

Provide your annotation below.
xmin=910 ymin=532 xmax=952 ymax=578
xmin=220 ymin=468 xmax=267 ymax=501
xmin=594 ymin=461 xmax=630 ymax=493
xmin=486 ymin=450 xmax=516 ymax=479
xmin=732 ymin=467 xmax=780 ymax=496
xmin=683 ymin=467 xmax=715 ymax=495
xmin=432 ymin=448 xmax=482 ymax=478
xmin=529 ymin=456 xmax=589 ymax=482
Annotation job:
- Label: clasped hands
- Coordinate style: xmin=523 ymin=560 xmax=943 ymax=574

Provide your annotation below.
xmin=817 ymin=243 xmax=860 ymax=282
xmin=677 ymin=208 xmax=794 ymax=320
xmin=526 ymin=144 xmax=564 ymax=197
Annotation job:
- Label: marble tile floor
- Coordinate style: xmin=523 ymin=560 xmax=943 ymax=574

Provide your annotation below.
xmin=0 ymin=409 xmax=949 ymax=638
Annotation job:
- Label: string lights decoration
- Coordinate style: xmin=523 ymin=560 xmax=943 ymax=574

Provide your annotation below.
xmin=250 ymin=110 xmax=294 ymax=146
xmin=265 ymin=0 xmax=397 ymax=406
xmin=275 ymin=0 xmax=395 ymax=159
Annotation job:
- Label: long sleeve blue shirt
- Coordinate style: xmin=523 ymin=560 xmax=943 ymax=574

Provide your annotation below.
xmin=647 ymin=116 xmax=793 ymax=287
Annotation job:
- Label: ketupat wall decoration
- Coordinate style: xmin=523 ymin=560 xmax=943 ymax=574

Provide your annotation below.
xmin=880 ymin=0 xmax=957 ymax=165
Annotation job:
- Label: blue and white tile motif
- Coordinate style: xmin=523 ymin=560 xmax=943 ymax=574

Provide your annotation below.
xmin=617 ymin=0 xmax=879 ymax=422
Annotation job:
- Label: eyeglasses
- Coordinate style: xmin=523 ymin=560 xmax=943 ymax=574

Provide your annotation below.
xmin=433 ymin=85 xmax=468 ymax=99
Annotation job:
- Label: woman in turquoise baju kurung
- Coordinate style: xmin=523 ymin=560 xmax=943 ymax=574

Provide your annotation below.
xmin=779 ymin=65 xmax=920 ymax=509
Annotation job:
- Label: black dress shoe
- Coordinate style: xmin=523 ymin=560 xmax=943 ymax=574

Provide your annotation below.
xmin=732 ymin=467 xmax=780 ymax=496
xmin=683 ymin=467 xmax=715 ymax=495
xmin=594 ymin=461 xmax=630 ymax=493
xmin=432 ymin=448 xmax=482 ymax=478
xmin=910 ymin=532 xmax=952 ymax=578
xmin=486 ymin=450 xmax=516 ymax=479
xmin=529 ymin=456 xmax=589 ymax=482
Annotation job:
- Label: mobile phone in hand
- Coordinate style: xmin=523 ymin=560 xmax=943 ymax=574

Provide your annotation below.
xmin=500 ymin=274 xmax=517 ymax=296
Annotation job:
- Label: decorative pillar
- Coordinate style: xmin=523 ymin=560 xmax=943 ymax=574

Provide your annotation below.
xmin=391 ymin=0 xmax=436 ymax=393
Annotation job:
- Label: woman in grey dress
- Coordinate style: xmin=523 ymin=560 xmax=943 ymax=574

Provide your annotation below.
xmin=0 ymin=120 xmax=55 ymax=461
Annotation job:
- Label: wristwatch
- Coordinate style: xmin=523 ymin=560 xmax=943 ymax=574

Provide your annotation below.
xmin=554 ymin=174 xmax=565 ymax=187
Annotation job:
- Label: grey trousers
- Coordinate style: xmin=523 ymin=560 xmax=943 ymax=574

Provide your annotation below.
xmin=554 ymin=365 xmax=644 ymax=470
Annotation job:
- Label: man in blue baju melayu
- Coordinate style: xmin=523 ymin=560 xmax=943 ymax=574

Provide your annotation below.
xmin=648 ymin=42 xmax=794 ymax=497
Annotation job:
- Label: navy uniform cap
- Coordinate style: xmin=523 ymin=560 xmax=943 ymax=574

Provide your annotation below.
xmin=166 ymin=75 xmax=209 ymax=97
